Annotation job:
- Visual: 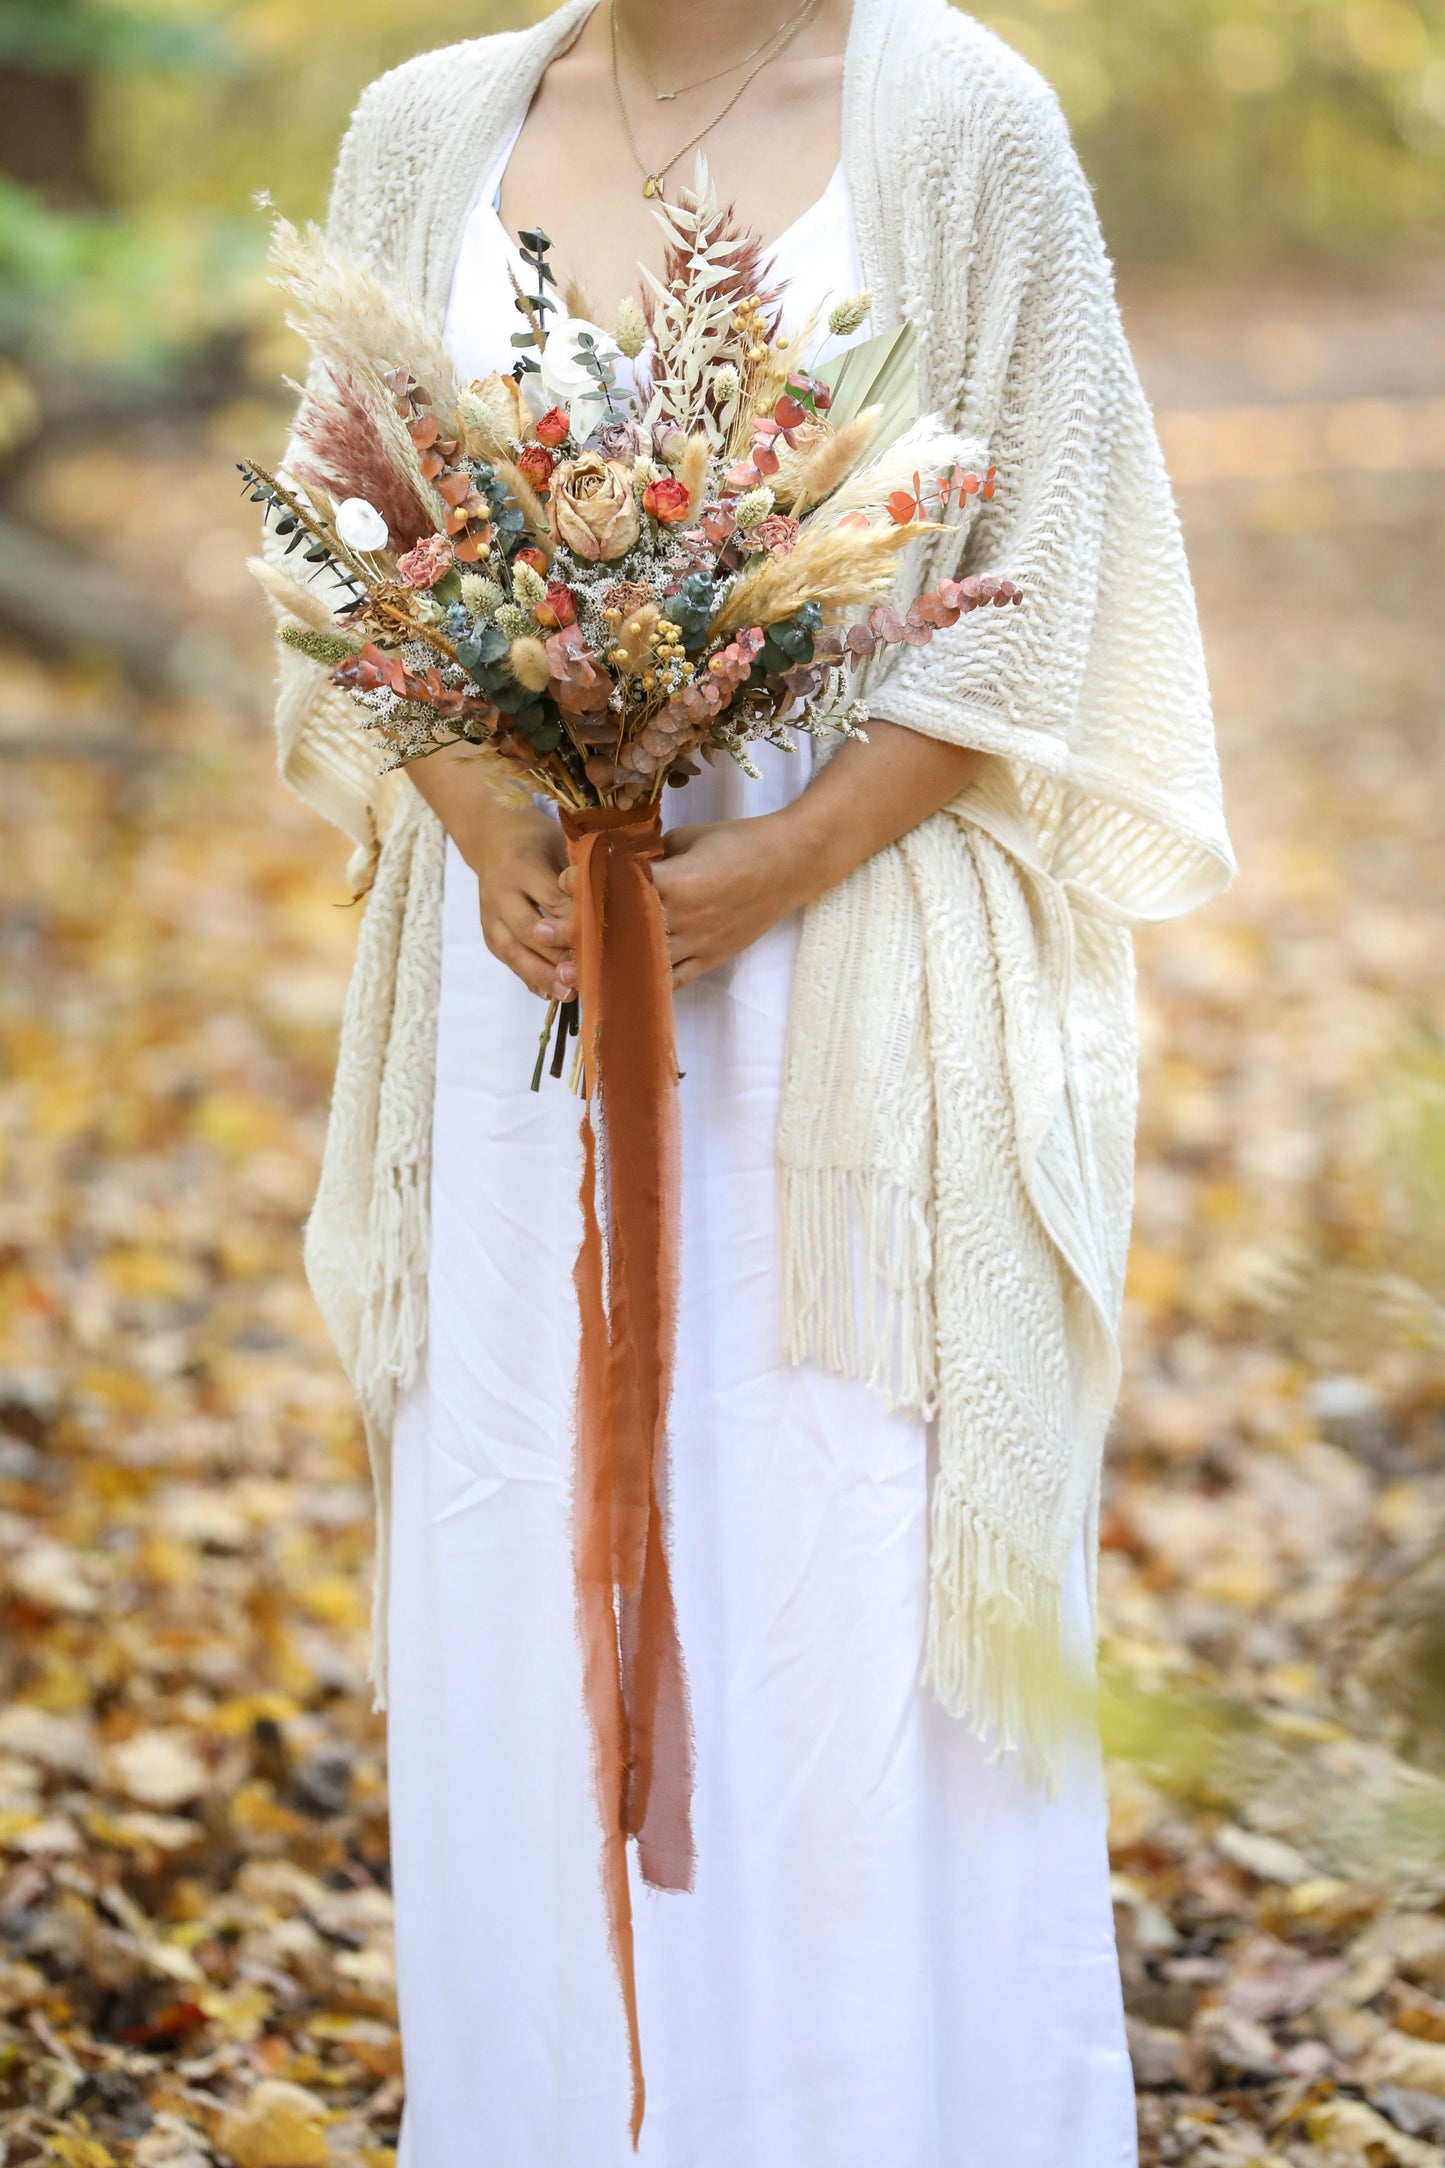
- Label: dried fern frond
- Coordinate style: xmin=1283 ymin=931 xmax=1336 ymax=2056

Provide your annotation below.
xmin=715 ymin=519 xmax=923 ymax=631
xmin=641 ymin=155 xmax=782 ymax=446
xmin=810 ymin=416 xmax=986 ymax=529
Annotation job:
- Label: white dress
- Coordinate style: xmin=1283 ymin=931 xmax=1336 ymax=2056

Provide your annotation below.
xmin=387 ymin=127 xmax=1138 ymax=2168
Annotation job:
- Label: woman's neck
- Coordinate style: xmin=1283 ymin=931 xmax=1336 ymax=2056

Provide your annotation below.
xmin=610 ymin=0 xmax=852 ymax=81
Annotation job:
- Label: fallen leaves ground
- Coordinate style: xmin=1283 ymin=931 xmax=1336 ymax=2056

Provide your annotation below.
xmin=1 ymin=266 xmax=1444 ymax=2166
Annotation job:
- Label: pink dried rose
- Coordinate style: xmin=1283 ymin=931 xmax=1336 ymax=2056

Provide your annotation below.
xmin=396 ymin=533 xmax=456 ymax=588
xmin=746 ymin=514 xmax=799 ymax=560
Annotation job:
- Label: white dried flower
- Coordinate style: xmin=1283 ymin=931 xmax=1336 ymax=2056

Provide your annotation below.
xmin=711 ymin=363 xmax=740 ymax=404
xmin=335 ymin=497 xmax=389 ymax=552
xmin=828 ymin=290 xmax=872 ymax=338
xmin=461 ymin=574 xmax=503 ymax=618
xmin=615 ymin=296 xmax=648 ymax=360
xmin=734 ymin=486 xmax=776 ymax=531
xmin=511 ymin=560 xmax=547 ymax=610
xmin=496 ymin=602 xmax=531 ymax=639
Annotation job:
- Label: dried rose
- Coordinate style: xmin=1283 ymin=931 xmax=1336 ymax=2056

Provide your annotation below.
xmin=547 ymin=453 xmax=641 ymax=563
xmin=515 ymin=443 xmax=556 ymax=490
xmin=643 ymin=476 xmax=691 ymax=525
xmin=535 ymin=406 xmax=571 ymax=447
xmin=745 ymin=513 xmax=799 ymax=560
xmin=514 ymin=545 xmax=549 ymax=576
xmin=395 ymin=533 xmax=456 ymax=589
xmin=596 ymin=415 xmax=644 ymax=460
xmin=464 ymin=371 xmax=534 ymax=450
xmin=650 ymin=421 xmax=687 ymax=466
xmin=534 ymin=582 xmax=578 ymax=630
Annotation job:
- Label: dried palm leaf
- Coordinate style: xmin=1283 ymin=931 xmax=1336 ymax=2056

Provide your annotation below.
xmin=817 ymin=320 xmax=920 ymax=445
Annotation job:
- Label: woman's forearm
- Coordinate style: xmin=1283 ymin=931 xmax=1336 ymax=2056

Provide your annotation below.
xmin=406 ymin=742 xmax=513 ymax=871
xmin=777 ymin=722 xmax=989 ymax=907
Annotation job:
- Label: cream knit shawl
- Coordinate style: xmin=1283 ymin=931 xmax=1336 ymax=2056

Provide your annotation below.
xmin=267 ymin=0 xmax=1233 ymax=1770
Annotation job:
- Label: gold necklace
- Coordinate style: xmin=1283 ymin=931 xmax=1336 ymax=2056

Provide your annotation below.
xmin=609 ymin=0 xmax=824 ymax=199
xmin=616 ymin=0 xmax=819 ymax=102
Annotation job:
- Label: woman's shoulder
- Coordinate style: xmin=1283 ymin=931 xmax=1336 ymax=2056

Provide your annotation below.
xmin=338 ymin=27 xmax=527 ymax=153
xmin=884 ymin=0 xmax=1073 ymax=157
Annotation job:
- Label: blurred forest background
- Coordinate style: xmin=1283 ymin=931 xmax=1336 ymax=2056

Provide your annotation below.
xmin=2 ymin=2 xmax=1445 ymax=2165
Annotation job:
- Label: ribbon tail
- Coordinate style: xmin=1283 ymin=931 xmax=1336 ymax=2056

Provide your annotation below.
xmin=565 ymin=810 xmax=694 ymax=2150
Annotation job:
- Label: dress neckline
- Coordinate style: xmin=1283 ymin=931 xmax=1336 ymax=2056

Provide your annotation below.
xmin=480 ymin=115 xmax=847 ymax=293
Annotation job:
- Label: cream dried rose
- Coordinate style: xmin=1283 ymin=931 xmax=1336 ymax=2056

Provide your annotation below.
xmin=460 ymin=371 xmax=534 ymax=454
xmin=547 ymin=453 xmax=641 ymax=563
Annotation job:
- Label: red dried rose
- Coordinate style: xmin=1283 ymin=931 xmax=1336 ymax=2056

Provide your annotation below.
xmin=513 ymin=545 xmax=549 ymax=576
xmin=534 ymin=582 xmax=577 ymax=629
xmin=643 ymin=476 xmax=691 ymax=525
xmin=535 ymin=407 xmax=570 ymax=447
xmin=516 ymin=443 xmax=556 ymax=489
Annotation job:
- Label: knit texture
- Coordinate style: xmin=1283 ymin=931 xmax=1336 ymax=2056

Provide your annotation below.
xmin=266 ymin=0 xmax=1233 ymax=1764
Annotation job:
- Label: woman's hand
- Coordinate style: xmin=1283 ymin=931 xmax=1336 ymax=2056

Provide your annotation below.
xmin=469 ymin=803 xmax=576 ymax=1003
xmin=650 ymin=814 xmax=806 ymax=988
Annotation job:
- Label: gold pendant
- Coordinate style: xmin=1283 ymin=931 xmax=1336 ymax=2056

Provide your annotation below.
xmin=655 ymin=89 xmax=677 ymax=101
xmin=642 ymin=174 xmax=661 ymax=198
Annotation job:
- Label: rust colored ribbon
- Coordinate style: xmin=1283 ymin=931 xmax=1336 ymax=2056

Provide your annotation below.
xmin=560 ymin=801 xmax=695 ymax=2149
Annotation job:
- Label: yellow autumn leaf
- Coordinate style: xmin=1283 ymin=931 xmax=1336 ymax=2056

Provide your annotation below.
xmin=215 ymin=2082 xmax=331 ymax=2168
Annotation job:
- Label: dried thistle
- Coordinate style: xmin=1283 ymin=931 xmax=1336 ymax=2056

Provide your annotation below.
xmin=462 ymin=573 xmax=504 ymax=619
xmin=511 ymin=559 xmax=547 ymax=610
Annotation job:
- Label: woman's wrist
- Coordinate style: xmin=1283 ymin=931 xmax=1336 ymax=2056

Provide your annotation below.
xmin=766 ymin=780 xmax=857 ymax=910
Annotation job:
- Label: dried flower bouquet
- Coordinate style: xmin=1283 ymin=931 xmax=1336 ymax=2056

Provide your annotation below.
xmin=247 ymin=158 xmax=1018 ymax=829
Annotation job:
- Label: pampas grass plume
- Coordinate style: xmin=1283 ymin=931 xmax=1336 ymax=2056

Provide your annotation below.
xmin=789 ymin=407 xmax=882 ymax=514
xmin=248 ymin=556 xmax=336 ymax=632
xmin=679 ymin=432 xmax=711 ymax=522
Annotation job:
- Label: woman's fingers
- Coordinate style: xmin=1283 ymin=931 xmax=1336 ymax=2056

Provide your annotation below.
xmin=481 ymin=880 xmax=576 ymax=999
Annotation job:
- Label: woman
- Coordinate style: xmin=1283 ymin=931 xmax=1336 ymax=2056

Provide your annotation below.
xmin=268 ymin=0 xmax=1233 ymax=2161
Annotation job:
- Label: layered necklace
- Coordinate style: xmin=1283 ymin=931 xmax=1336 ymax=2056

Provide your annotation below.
xmin=609 ymin=0 xmax=825 ymax=199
